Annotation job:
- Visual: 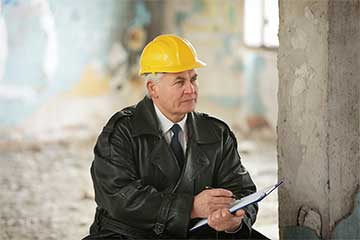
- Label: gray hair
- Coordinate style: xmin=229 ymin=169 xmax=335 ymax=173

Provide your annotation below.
xmin=142 ymin=73 xmax=163 ymax=96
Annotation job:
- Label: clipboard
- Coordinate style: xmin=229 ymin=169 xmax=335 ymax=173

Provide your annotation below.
xmin=190 ymin=181 xmax=284 ymax=231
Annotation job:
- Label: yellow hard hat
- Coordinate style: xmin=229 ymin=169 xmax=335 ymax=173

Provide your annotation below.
xmin=139 ymin=34 xmax=206 ymax=75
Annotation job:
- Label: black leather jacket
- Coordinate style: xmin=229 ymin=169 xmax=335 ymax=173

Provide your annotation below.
xmin=87 ymin=97 xmax=258 ymax=239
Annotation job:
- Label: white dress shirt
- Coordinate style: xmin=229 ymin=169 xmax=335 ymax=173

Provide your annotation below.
xmin=154 ymin=104 xmax=188 ymax=154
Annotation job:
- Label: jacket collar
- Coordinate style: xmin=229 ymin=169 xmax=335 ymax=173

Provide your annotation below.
xmin=132 ymin=96 xmax=162 ymax=137
xmin=132 ymin=96 xmax=220 ymax=144
xmin=187 ymin=112 xmax=220 ymax=144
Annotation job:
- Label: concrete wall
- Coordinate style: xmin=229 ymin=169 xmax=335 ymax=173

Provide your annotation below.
xmin=278 ymin=0 xmax=360 ymax=238
xmin=327 ymin=1 xmax=360 ymax=238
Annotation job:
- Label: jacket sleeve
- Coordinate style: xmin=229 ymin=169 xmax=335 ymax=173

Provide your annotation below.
xmin=214 ymin=128 xmax=258 ymax=236
xmin=91 ymin=117 xmax=193 ymax=238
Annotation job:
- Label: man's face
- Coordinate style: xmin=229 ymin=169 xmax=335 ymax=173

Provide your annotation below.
xmin=148 ymin=69 xmax=198 ymax=122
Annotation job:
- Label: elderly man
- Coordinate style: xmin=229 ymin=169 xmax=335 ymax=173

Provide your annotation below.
xmin=84 ymin=34 xmax=262 ymax=239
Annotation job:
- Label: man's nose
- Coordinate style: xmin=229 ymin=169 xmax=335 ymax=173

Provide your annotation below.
xmin=184 ymin=81 xmax=196 ymax=94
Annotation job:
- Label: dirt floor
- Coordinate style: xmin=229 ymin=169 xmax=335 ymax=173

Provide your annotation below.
xmin=0 ymin=131 xmax=278 ymax=240
xmin=0 ymin=138 xmax=97 ymax=240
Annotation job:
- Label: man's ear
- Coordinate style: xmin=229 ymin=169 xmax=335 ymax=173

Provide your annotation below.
xmin=146 ymin=80 xmax=158 ymax=99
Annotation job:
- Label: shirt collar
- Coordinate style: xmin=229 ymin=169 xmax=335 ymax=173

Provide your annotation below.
xmin=154 ymin=103 xmax=187 ymax=134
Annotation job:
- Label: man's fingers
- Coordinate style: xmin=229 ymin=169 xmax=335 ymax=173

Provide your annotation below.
xmin=206 ymin=188 xmax=233 ymax=197
xmin=210 ymin=208 xmax=231 ymax=220
xmin=210 ymin=203 xmax=232 ymax=210
xmin=221 ymin=208 xmax=229 ymax=218
xmin=208 ymin=208 xmax=244 ymax=232
xmin=209 ymin=196 xmax=234 ymax=205
xmin=234 ymin=209 xmax=246 ymax=217
xmin=192 ymin=189 xmax=238 ymax=219
xmin=210 ymin=209 xmax=244 ymax=221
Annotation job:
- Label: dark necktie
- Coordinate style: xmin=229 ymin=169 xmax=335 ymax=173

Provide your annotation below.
xmin=170 ymin=124 xmax=184 ymax=170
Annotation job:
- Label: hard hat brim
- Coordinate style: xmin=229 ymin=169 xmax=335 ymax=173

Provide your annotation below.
xmin=139 ymin=58 xmax=206 ymax=75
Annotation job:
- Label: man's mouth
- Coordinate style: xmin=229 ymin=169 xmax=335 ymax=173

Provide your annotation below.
xmin=182 ymin=99 xmax=196 ymax=103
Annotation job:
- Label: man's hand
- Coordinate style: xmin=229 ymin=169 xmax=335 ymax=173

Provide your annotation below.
xmin=191 ymin=188 xmax=234 ymax=219
xmin=208 ymin=208 xmax=245 ymax=232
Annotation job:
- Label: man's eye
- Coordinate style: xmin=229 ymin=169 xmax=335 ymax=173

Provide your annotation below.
xmin=175 ymin=81 xmax=184 ymax=85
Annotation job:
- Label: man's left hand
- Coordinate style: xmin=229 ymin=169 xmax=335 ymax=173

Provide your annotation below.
xmin=207 ymin=208 xmax=245 ymax=232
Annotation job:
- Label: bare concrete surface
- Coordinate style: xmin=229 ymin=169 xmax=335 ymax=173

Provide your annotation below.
xmin=278 ymin=1 xmax=360 ymax=238
xmin=0 ymin=124 xmax=277 ymax=240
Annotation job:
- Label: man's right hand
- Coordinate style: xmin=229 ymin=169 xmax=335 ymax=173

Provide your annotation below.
xmin=191 ymin=188 xmax=235 ymax=219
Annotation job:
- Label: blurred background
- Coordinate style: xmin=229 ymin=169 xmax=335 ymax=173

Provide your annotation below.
xmin=0 ymin=0 xmax=279 ymax=239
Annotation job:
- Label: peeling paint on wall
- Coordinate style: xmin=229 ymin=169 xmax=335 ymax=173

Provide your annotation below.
xmin=243 ymin=51 xmax=266 ymax=116
xmin=68 ymin=63 xmax=110 ymax=97
xmin=0 ymin=0 xmax=130 ymax=126
xmin=165 ymin=0 xmax=278 ymax=130
xmin=0 ymin=2 xmax=7 ymax=82
xmin=0 ymin=0 xmax=54 ymax=125
xmin=36 ymin=0 xmax=58 ymax=83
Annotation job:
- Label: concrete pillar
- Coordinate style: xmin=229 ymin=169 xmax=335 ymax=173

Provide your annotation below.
xmin=278 ymin=1 xmax=360 ymax=239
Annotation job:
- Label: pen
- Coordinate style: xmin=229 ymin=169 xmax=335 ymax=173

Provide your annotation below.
xmin=204 ymin=186 xmax=241 ymax=200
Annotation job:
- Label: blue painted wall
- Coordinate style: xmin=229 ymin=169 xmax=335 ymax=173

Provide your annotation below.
xmin=0 ymin=0 xmax=130 ymax=126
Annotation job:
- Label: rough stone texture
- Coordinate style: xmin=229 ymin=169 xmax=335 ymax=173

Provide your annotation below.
xmin=278 ymin=0 xmax=329 ymax=233
xmin=327 ymin=0 xmax=360 ymax=232
xmin=298 ymin=206 xmax=322 ymax=237
xmin=278 ymin=0 xmax=360 ymax=239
